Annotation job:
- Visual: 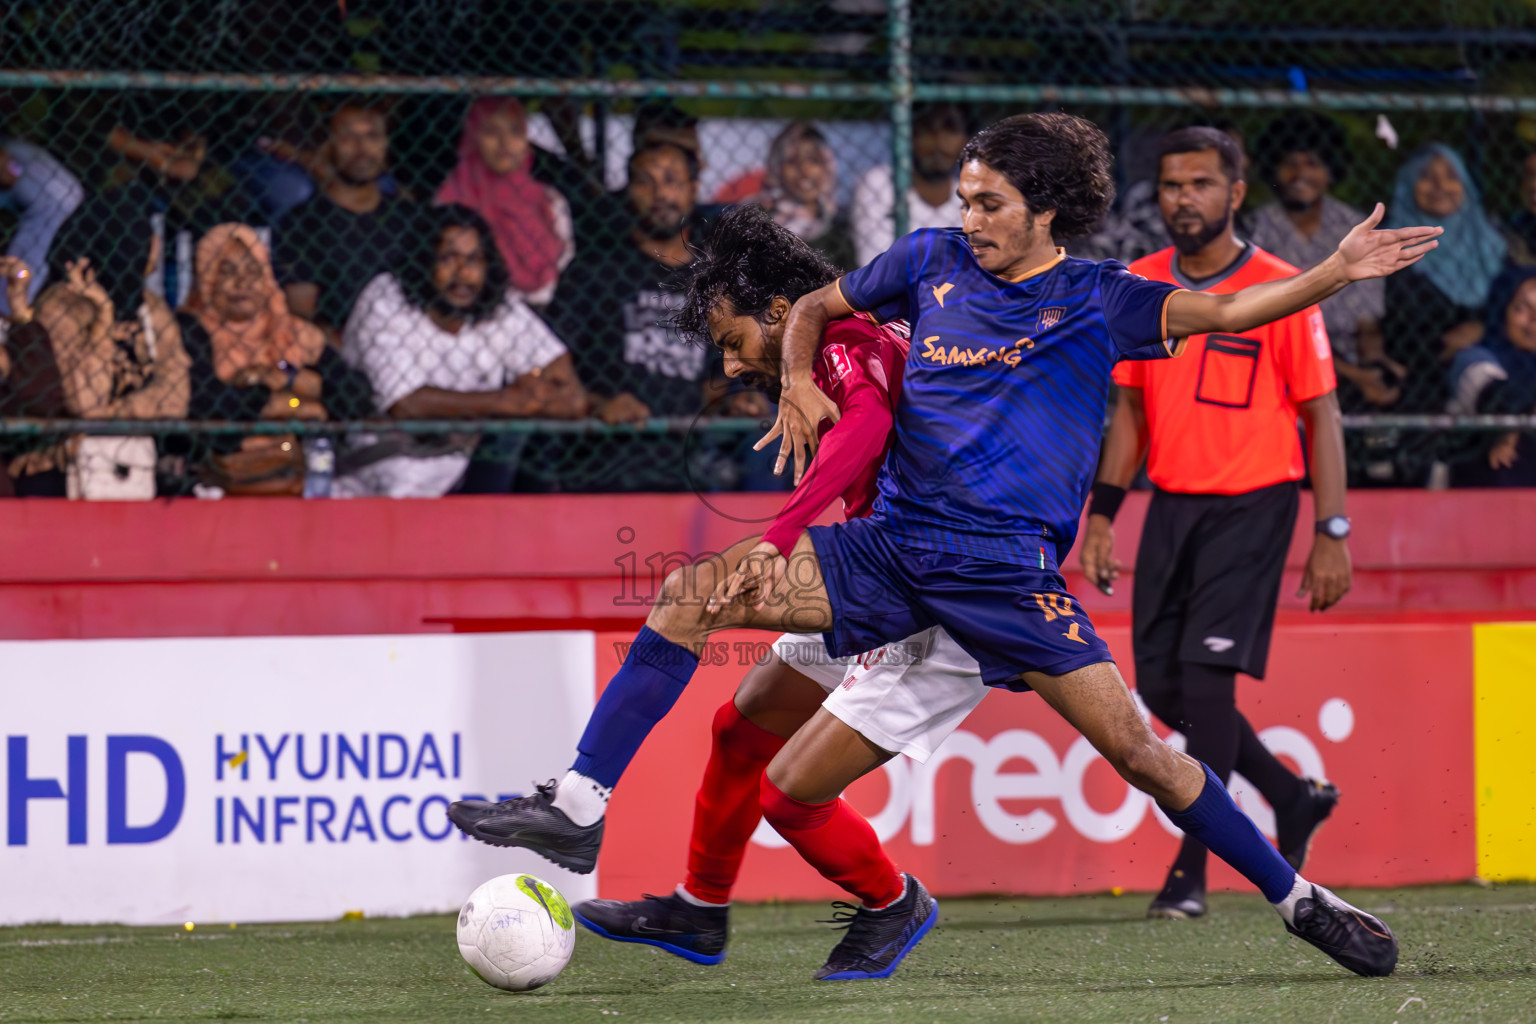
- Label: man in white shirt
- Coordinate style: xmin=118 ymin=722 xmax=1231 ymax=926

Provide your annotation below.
xmin=1249 ymin=111 xmax=1398 ymax=410
xmin=338 ymin=203 xmax=586 ymax=497
xmin=850 ymin=104 xmax=968 ymax=266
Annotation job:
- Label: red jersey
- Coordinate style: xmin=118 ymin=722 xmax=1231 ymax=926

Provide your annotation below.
xmin=761 ymin=314 xmax=909 ymax=553
xmin=1116 ymin=245 xmax=1336 ymax=495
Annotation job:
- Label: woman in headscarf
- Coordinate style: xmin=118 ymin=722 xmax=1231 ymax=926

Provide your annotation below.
xmin=745 ymin=122 xmax=855 ymax=270
xmin=1382 ymin=144 xmax=1508 ymax=410
xmin=3 ymin=250 xmax=188 ymax=497
xmin=436 ymin=97 xmax=574 ymax=308
xmin=1445 ymin=265 xmax=1536 ymax=485
xmin=179 ymin=224 xmax=372 ymax=484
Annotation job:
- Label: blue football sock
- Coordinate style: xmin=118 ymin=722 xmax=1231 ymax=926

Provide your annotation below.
xmin=570 ymin=626 xmax=700 ymax=788
xmin=1160 ymin=763 xmax=1297 ymax=903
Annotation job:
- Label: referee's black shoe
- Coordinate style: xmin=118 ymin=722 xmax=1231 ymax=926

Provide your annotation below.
xmin=814 ymin=874 xmax=939 ymax=981
xmin=1277 ymin=778 xmax=1340 ymax=871
xmin=1285 ymin=883 xmax=1398 ymax=977
xmin=447 ymin=782 xmax=603 ymax=874
xmin=574 ymin=892 xmax=729 ymax=965
xmin=1147 ymin=887 xmax=1206 ymax=920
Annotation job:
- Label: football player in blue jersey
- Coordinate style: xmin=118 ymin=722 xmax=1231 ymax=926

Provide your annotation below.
xmin=705 ymin=113 xmax=1439 ymax=980
xmin=457 ymin=112 xmax=1438 ymax=983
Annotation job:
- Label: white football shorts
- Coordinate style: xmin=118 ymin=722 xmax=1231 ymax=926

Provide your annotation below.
xmin=770 ymin=626 xmax=988 ymax=763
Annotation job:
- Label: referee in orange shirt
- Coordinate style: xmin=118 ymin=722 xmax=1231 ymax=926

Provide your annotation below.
xmin=1081 ymin=127 xmax=1351 ymax=920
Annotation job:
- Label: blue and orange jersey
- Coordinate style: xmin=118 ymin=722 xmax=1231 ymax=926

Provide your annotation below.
xmin=838 ymin=228 xmax=1183 ymax=562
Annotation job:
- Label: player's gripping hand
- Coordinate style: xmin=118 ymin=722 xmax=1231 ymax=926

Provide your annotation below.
xmin=755 ymin=374 xmax=839 ymax=485
xmin=706 ymin=539 xmax=787 ymax=619
xmin=1298 ymin=535 xmax=1352 ymax=612
xmin=1335 ymin=203 xmax=1443 ymax=281
xmin=1079 ymin=514 xmax=1121 ymax=597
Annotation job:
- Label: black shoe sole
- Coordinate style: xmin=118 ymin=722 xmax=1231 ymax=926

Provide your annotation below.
xmin=446 ymin=804 xmax=599 ymax=875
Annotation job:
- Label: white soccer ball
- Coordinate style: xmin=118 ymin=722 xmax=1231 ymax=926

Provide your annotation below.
xmin=457 ymin=873 xmax=577 ymax=991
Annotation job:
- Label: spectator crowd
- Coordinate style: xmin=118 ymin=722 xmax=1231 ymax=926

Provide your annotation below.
xmin=2 ymin=96 xmax=1535 ymax=497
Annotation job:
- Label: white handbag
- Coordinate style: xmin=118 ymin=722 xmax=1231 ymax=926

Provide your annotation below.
xmin=67 ymin=436 xmax=157 ymax=501
xmin=65 ymin=303 xmax=159 ymax=501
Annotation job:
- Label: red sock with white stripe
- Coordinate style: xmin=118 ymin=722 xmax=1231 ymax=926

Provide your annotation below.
xmin=759 ymin=775 xmax=905 ymax=909
xmin=681 ymin=701 xmax=787 ymax=905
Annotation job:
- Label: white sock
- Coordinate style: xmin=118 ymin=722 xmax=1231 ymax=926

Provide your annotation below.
xmin=1273 ymin=873 xmax=1312 ymax=926
xmin=549 ymin=770 xmax=611 ymax=827
xmin=675 ymin=884 xmax=728 ymax=909
xmin=865 ymin=875 xmax=909 ymax=912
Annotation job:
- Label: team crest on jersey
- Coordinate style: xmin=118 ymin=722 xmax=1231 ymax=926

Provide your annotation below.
xmin=1037 ymin=307 xmax=1065 ymax=332
xmin=822 ymin=344 xmax=853 ymax=382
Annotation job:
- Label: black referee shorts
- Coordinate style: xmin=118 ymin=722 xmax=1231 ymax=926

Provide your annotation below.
xmin=1131 ymin=481 xmax=1299 ymax=681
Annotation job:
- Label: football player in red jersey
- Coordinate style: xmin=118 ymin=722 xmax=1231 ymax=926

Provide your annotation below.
xmin=452 ymin=204 xmax=981 ymax=979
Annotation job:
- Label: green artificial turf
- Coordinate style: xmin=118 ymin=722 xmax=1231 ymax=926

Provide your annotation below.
xmin=1 ymin=885 xmax=1532 ymax=1023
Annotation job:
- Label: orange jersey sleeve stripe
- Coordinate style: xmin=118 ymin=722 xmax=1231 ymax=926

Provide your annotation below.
xmin=834 ymin=276 xmax=856 ymax=311
xmin=1159 ymin=289 xmax=1190 ymax=357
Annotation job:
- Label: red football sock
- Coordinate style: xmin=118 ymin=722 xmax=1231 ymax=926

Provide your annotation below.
xmin=759 ymin=775 xmax=904 ymax=908
xmin=682 ymin=701 xmax=787 ymax=904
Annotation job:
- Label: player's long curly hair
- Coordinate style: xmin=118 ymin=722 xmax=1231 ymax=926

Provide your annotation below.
xmin=669 ymin=203 xmax=840 ymax=344
xmin=960 ymin=113 xmax=1115 ymax=240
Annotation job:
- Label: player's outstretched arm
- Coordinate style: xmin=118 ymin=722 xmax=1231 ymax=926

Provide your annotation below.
xmin=756 ymin=280 xmax=855 ymax=483
xmin=1165 ymin=203 xmax=1442 ymax=339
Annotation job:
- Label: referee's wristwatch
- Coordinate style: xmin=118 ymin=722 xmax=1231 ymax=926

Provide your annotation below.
xmin=1316 ymin=515 xmax=1351 ymax=541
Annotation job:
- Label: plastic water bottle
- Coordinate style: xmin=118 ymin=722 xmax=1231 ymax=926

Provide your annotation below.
xmin=303 ymin=437 xmax=334 ymax=499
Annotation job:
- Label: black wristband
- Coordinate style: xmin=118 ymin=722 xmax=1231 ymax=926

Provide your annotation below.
xmin=1089 ymin=482 xmax=1127 ymax=521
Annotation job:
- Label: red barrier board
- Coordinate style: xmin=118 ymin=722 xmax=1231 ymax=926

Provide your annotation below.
xmin=0 ymin=493 xmax=1496 ymax=897
xmin=1 ymin=491 xmax=1533 ymax=640
xmin=597 ymin=622 xmax=1474 ymax=900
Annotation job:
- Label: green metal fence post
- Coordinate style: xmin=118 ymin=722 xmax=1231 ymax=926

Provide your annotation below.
xmin=889 ymin=0 xmax=913 ymax=239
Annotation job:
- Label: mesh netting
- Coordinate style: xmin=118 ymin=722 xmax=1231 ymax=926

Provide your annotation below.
xmin=3 ymin=1 xmax=1536 ymax=497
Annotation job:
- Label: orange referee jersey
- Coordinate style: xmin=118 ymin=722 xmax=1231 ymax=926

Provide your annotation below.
xmin=1115 ymin=244 xmax=1336 ymax=495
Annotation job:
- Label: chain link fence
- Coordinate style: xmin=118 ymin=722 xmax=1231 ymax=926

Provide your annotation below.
xmin=3 ymin=1 xmax=1536 ymax=498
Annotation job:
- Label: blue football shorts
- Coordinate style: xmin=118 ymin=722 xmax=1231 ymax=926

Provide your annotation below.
xmin=805 ymin=515 xmax=1113 ymax=690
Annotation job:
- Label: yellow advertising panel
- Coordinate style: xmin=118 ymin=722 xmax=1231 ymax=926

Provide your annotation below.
xmin=1474 ymin=623 xmax=1536 ymax=881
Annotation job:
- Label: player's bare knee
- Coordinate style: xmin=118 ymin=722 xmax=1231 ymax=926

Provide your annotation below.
xmin=762 ymin=745 xmax=820 ymax=804
xmin=659 ymin=563 xmax=707 ymax=608
xmin=731 ymin=655 xmax=828 ymax=739
xmin=732 ymin=675 xmax=772 ymax=722
xmin=1117 ymin=735 xmax=1178 ymax=795
xmin=645 ymin=565 xmax=710 ymax=642
xmin=762 ymin=754 xmax=800 ymax=801
xmin=759 ymin=769 xmax=830 ymax=830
